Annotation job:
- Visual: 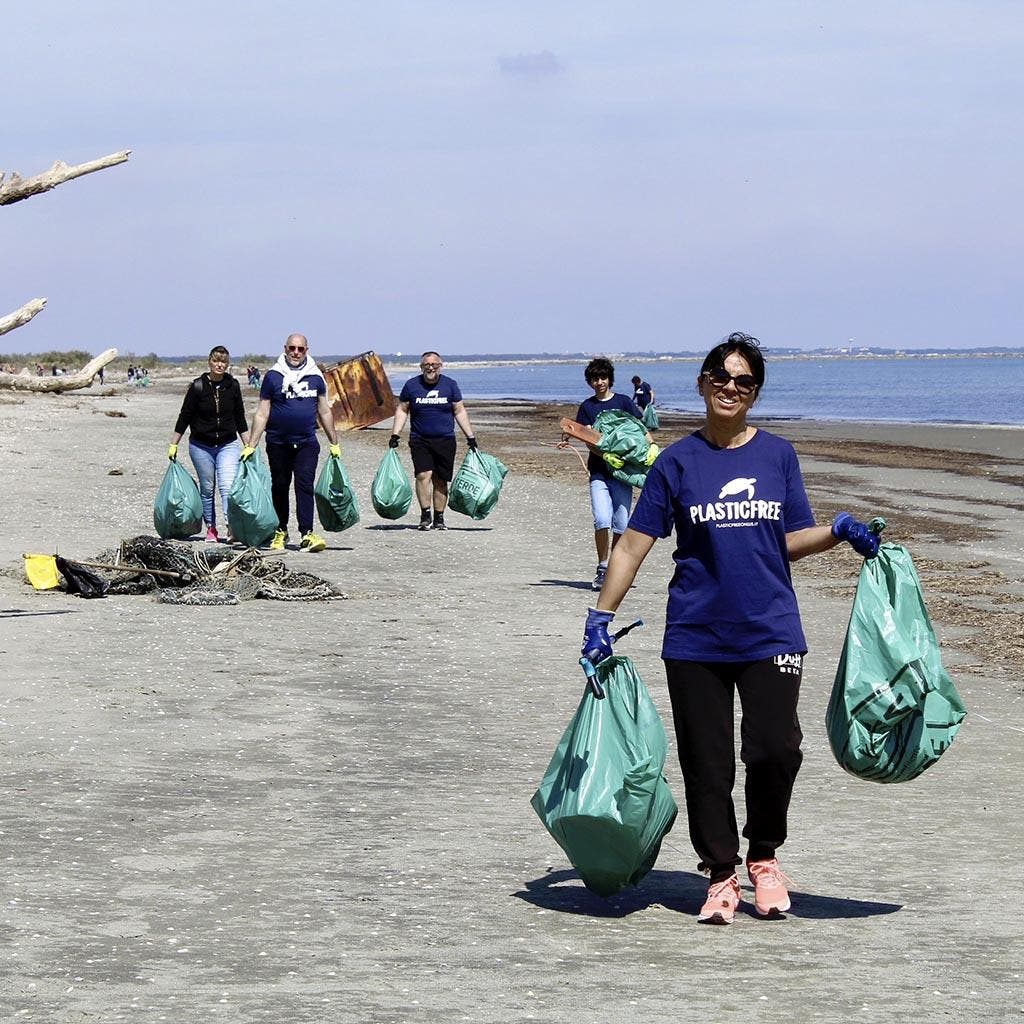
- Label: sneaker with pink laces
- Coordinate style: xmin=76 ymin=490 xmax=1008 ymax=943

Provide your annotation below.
xmin=697 ymin=874 xmax=741 ymax=924
xmin=746 ymin=858 xmax=792 ymax=917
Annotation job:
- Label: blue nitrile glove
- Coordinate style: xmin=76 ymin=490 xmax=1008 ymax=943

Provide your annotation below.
xmin=832 ymin=512 xmax=880 ymax=559
xmin=582 ymin=607 xmax=615 ymax=665
xmin=388 ymin=434 xmax=400 ymax=449
xmin=467 ymin=436 xmax=479 ymax=451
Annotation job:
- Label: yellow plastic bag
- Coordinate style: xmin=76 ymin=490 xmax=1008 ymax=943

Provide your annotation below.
xmin=23 ymin=553 xmax=60 ymax=590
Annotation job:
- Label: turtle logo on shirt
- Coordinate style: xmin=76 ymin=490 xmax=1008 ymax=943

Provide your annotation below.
xmin=718 ymin=477 xmax=757 ymax=501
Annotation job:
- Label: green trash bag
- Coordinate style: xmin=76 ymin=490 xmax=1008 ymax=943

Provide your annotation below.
xmin=531 ymin=656 xmax=678 ymax=897
xmin=593 ymin=409 xmax=659 ymax=489
xmin=448 ymin=448 xmax=509 ymax=520
xmin=641 ymin=403 xmax=660 ymax=431
xmin=227 ymin=455 xmax=279 ymax=547
xmin=314 ymin=453 xmax=360 ymax=532
xmin=826 ymin=539 xmax=967 ymax=783
xmin=371 ymin=448 xmax=413 ymax=520
xmin=153 ymin=460 xmax=203 ymax=539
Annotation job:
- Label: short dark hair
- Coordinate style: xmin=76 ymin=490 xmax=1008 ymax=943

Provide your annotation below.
xmin=585 ymin=357 xmax=615 ymax=385
xmin=699 ymin=332 xmax=766 ymax=391
xmin=209 ymin=346 xmax=229 ymax=360
xmin=631 ymin=375 xmax=641 ymax=384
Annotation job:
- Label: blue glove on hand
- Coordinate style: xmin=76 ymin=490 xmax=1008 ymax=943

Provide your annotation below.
xmin=832 ymin=512 xmax=880 ymax=559
xmin=582 ymin=607 xmax=615 ymax=665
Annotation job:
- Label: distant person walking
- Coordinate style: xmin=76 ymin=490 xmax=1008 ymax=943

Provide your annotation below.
xmin=246 ymin=333 xmax=340 ymax=552
xmin=389 ymin=351 xmax=477 ymax=532
xmin=570 ymin=357 xmax=647 ymax=590
xmin=631 ymin=375 xmax=655 ymax=410
xmin=168 ymin=345 xmax=250 ymax=543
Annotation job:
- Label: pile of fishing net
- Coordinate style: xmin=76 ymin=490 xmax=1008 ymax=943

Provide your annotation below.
xmin=90 ymin=536 xmax=346 ymax=605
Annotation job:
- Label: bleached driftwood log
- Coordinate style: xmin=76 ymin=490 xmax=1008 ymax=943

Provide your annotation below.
xmin=0 ymin=297 xmax=47 ymax=337
xmin=0 ymin=348 xmax=117 ymax=392
xmin=0 ymin=150 xmax=131 ymax=206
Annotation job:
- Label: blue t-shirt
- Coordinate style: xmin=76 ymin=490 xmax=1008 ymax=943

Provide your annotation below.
xmin=260 ymin=369 xmax=326 ymax=445
xmin=628 ymin=429 xmax=816 ymax=662
xmin=633 ymin=382 xmax=653 ymax=409
xmin=576 ymin=393 xmax=644 ymax=480
xmin=400 ymin=374 xmax=463 ymax=438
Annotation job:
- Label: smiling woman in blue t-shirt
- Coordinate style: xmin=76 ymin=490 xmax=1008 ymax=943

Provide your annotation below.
xmin=580 ymin=332 xmax=882 ymax=925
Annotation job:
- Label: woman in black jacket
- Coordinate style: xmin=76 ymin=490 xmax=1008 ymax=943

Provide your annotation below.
xmin=168 ymin=346 xmax=250 ymax=543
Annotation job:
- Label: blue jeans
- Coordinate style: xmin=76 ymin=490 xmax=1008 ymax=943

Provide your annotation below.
xmin=589 ymin=475 xmax=633 ymax=534
xmin=188 ymin=438 xmax=241 ymax=530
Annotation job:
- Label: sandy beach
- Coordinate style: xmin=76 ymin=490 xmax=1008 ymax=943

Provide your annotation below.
xmin=0 ymin=379 xmax=1021 ymax=1022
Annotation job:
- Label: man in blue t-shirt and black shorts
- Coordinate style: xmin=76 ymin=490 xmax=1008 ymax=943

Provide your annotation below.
xmin=390 ymin=351 xmax=477 ymax=531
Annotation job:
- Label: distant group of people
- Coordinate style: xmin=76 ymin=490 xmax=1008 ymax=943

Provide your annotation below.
xmin=127 ymin=364 xmax=150 ymax=385
xmin=245 ymin=364 xmax=262 ymax=387
xmin=169 ymin=338 xmax=477 ymax=549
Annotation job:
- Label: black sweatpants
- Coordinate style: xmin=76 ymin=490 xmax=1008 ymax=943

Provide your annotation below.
xmin=266 ymin=439 xmax=319 ymax=535
xmin=665 ymin=655 xmax=804 ymax=883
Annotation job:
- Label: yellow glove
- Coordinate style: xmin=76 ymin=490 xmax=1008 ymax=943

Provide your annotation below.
xmin=644 ymin=443 xmax=661 ymax=467
xmin=241 ymin=445 xmax=256 ymax=461
xmin=329 ymin=443 xmax=342 ymax=458
xmin=602 ymin=452 xmax=625 ymax=470
xmin=167 ymin=443 xmax=178 ymax=461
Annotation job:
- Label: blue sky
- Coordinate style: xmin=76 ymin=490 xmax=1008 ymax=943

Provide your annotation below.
xmin=2 ymin=2 xmax=1021 ymax=358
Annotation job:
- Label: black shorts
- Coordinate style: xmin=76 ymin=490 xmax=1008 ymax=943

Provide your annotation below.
xmin=409 ymin=435 xmax=457 ymax=481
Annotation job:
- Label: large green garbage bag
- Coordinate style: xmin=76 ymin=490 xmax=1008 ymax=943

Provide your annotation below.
xmin=371 ymin=448 xmax=413 ymax=520
xmin=314 ymin=453 xmax=360 ymax=532
xmin=227 ymin=455 xmax=279 ymax=547
xmin=641 ymin=403 xmax=660 ymax=431
xmin=153 ymin=460 xmax=203 ymax=539
xmin=593 ymin=409 xmax=659 ymax=489
xmin=531 ymin=656 xmax=678 ymax=896
xmin=826 ymin=541 xmax=967 ymax=783
xmin=448 ymin=449 xmax=509 ymax=520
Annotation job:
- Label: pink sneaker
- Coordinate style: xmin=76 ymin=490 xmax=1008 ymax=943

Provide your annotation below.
xmin=205 ymin=527 xmax=219 ymax=543
xmin=746 ymin=858 xmax=792 ymax=917
xmin=697 ymin=874 xmax=740 ymax=924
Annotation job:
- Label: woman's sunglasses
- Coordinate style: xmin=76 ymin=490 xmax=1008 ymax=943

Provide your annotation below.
xmin=703 ymin=368 xmax=758 ymax=396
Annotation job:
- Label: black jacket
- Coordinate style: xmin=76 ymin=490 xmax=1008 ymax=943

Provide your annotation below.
xmin=174 ymin=373 xmax=248 ymax=447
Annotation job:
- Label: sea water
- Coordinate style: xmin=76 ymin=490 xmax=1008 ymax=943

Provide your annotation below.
xmin=389 ymin=355 xmax=1024 ymax=426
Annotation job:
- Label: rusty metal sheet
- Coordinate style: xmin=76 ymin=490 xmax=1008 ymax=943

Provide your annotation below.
xmin=321 ymin=351 xmax=397 ymax=431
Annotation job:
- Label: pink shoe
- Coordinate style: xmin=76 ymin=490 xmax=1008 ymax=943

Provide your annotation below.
xmin=205 ymin=527 xmax=219 ymax=543
xmin=697 ymin=874 xmax=740 ymax=924
xmin=746 ymin=858 xmax=792 ymax=917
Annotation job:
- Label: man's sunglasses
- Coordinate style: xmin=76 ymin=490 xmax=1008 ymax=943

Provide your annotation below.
xmin=703 ymin=368 xmax=758 ymax=396
xmin=286 ymin=346 xmax=307 ymax=353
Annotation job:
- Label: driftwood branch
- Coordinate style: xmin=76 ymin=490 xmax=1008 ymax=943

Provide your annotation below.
xmin=0 ymin=348 xmax=118 ymax=393
xmin=0 ymin=297 xmax=47 ymax=337
xmin=0 ymin=150 xmax=131 ymax=206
